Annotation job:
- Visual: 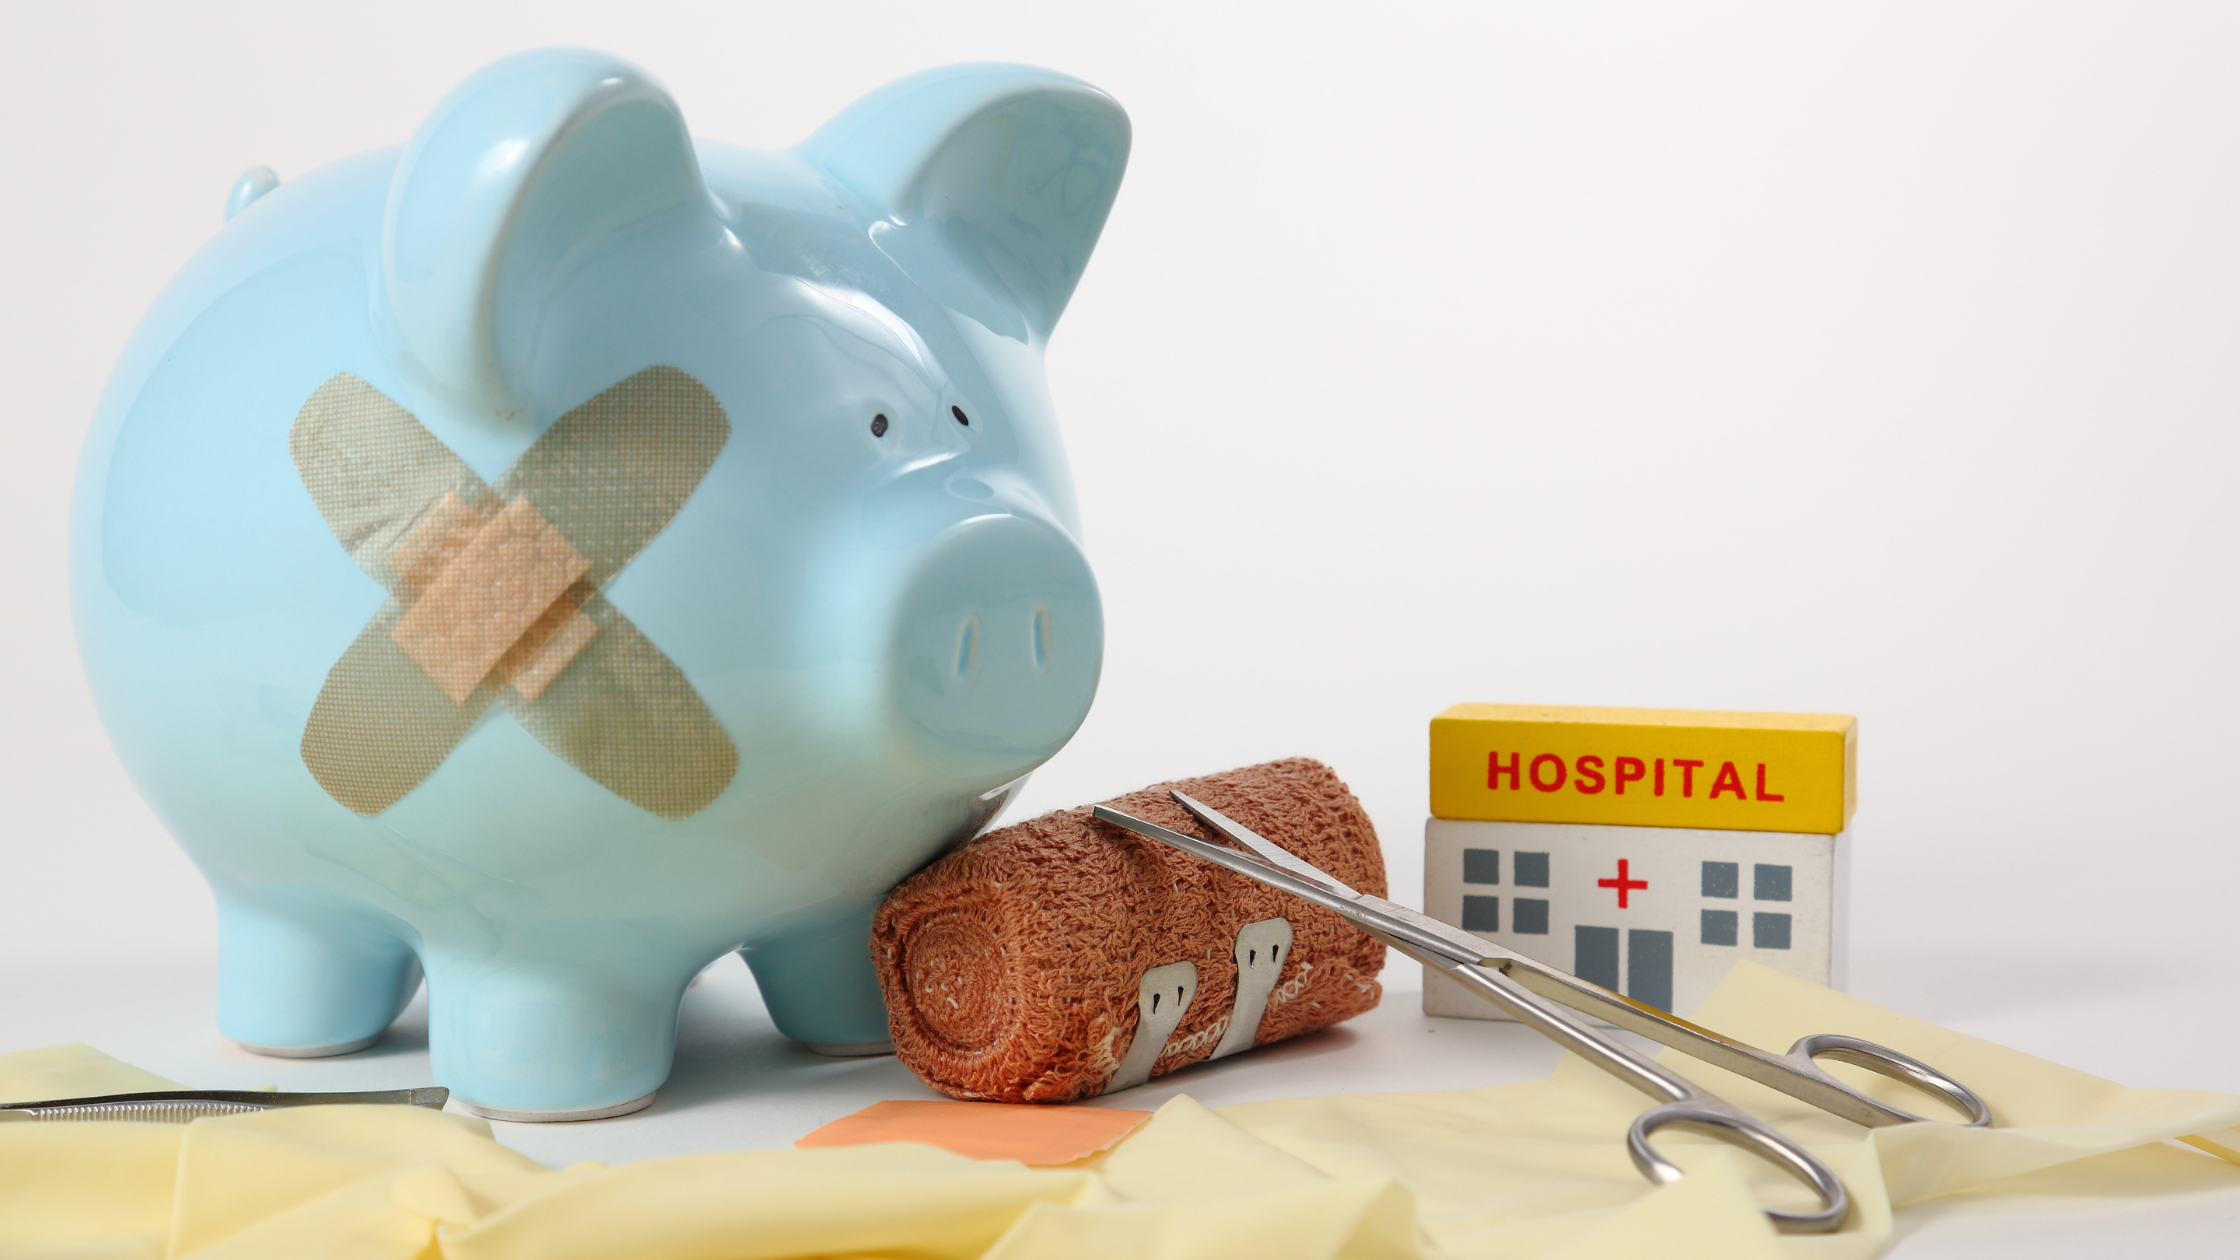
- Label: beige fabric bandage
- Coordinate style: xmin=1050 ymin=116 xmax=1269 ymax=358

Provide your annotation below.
xmin=290 ymin=366 xmax=738 ymax=820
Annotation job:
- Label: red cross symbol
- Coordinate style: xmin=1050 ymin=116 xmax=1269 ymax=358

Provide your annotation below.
xmin=1598 ymin=859 xmax=1648 ymax=909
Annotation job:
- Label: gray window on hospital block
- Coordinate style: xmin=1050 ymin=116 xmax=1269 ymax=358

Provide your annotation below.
xmin=1701 ymin=861 xmax=1739 ymax=898
xmin=1701 ymin=908 xmax=1738 ymax=946
xmin=1512 ymin=898 xmax=1549 ymax=934
xmin=1462 ymin=848 xmax=1500 ymax=885
xmin=1513 ymin=851 xmax=1550 ymax=888
xmin=1753 ymin=912 xmax=1792 ymax=949
xmin=1628 ymin=929 xmax=1674 ymax=1011
xmin=1754 ymin=864 xmax=1792 ymax=901
xmin=1462 ymin=895 xmax=1499 ymax=932
xmin=1575 ymin=925 xmax=1619 ymax=990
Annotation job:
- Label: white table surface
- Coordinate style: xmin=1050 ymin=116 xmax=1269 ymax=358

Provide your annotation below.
xmin=12 ymin=944 xmax=2237 ymax=1257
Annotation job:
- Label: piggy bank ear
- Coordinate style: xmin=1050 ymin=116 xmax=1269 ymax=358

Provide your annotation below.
xmin=383 ymin=49 xmax=709 ymax=421
xmin=800 ymin=64 xmax=1130 ymax=342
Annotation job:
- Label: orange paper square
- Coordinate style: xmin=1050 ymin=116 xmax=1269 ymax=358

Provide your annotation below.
xmin=794 ymin=1100 xmax=1151 ymax=1166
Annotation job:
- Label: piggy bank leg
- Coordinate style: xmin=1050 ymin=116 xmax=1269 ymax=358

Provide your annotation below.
xmin=742 ymin=900 xmax=894 ymax=1056
xmin=423 ymin=952 xmax=693 ymax=1121
xmin=214 ymin=883 xmax=422 ymax=1057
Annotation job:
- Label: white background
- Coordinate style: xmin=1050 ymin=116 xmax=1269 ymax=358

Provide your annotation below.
xmin=5 ymin=3 xmax=2238 ymax=1252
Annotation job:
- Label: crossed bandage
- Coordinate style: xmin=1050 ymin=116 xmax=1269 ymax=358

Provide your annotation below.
xmin=290 ymin=366 xmax=738 ymax=820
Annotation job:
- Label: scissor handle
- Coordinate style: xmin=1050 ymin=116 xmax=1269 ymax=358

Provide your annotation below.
xmin=1627 ymin=1099 xmax=1851 ymax=1234
xmin=1782 ymin=1033 xmax=1992 ymax=1128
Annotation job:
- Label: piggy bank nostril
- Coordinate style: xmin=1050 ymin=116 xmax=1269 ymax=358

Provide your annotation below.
xmin=954 ymin=616 xmax=980 ymax=681
xmin=1031 ymin=606 xmax=1051 ymax=672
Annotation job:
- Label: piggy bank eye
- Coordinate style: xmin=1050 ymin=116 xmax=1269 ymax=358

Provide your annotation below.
xmin=951 ymin=405 xmax=970 ymax=427
xmin=870 ymin=413 xmax=889 ymax=438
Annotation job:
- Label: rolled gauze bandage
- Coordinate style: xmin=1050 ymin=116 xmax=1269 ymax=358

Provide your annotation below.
xmin=873 ymin=758 xmax=1387 ymax=1102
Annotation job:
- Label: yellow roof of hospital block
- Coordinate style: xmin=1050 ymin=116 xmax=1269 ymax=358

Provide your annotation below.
xmin=1430 ymin=704 xmax=1856 ymax=834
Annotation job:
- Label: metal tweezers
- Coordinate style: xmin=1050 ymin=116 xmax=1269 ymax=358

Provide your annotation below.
xmin=0 ymin=1087 xmax=448 ymax=1123
xmin=1094 ymin=791 xmax=1993 ymax=1235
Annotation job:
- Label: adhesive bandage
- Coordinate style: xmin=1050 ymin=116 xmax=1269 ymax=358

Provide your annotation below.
xmin=289 ymin=366 xmax=738 ymax=820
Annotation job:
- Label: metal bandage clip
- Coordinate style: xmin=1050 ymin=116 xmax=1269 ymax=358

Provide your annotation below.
xmin=1101 ymin=916 xmax=1296 ymax=1093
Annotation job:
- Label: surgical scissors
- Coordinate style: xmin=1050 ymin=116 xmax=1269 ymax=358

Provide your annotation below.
xmin=1093 ymin=792 xmax=1992 ymax=1235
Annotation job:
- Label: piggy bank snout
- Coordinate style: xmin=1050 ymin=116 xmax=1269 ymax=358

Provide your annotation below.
xmin=889 ymin=512 xmax=1101 ymax=781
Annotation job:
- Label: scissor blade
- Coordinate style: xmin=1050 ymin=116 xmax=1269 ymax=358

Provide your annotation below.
xmin=1093 ymin=803 xmax=1329 ymax=895
xmin=1165 ymin=791 xmax=1540 ymax=971
xmin=1091 ymin=805 xmax=1490 ymax=968
xmin=1167 ymin=791 xmax=1364 ymax=897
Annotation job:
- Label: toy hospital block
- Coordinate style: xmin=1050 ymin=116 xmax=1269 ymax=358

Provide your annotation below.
xmin=71 ymin=50 xmax=1126 ymax=1120
xmin=1422 ymin=820 xmax=1850 ymax=1019
xmin=1431 ymin=704 xmax=1855 ymax=834
xmin=1422 ymin=706 xmax=1854 ymax=1020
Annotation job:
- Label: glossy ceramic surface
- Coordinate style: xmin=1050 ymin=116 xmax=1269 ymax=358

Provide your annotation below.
xmin=70 ymin=49 xmax=1126 ymax=1117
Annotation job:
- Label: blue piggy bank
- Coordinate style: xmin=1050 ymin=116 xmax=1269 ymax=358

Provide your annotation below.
xmin=70 ymin=49 xmax=1123 ymax=1119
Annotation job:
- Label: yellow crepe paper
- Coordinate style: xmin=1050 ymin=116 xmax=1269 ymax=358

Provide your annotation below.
xmin=4 ymin=962 xmax=2235 ymax=1259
